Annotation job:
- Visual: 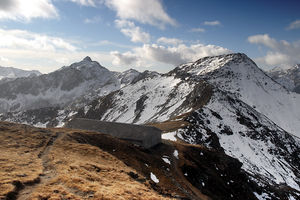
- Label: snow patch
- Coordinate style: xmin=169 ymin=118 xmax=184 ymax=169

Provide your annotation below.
xmin=173 ymin=150 xmax=179 ymax=159
xmin=162 ymin=131 xmax=177 ymax=141
xmin=162 ymin=156 xmax=171 ymax=165
xmin=150 ymin=172 xmax=159 ymax=183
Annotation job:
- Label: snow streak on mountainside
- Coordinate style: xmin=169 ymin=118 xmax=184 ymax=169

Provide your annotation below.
xmin=79 ymin=73 xmax=211 ymax=124
xmin=0 ymin=66 xmax=41 ymax=81
xmin=174 ymin=54 xmax=300 ymax=138
xmin=0 ymin=57 xmax=120 ymax=113
xmin=267 ymin=64 xmax=300 ymax=94
xmin=179 ymin=90 xmax=300 ymax=192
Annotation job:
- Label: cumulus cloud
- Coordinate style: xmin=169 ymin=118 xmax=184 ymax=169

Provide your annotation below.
xmin=0 ymin=28 xmax=117 ymax=73
xmin=0 ymin=29 xmax=113 ymax=73
xmin=248 ymin=34 xmax=300 ymax=67
xmin=111 ymin=43 xmax=231 ymax=67
xmin=0 ymin=48 xmax=113 ymax=73
xmin=157 ymin=37 xmax=183 ymax=46
xmin=190 ymin=28 xmax=206 ymax=33
xmin=111 ymin=51 xmax=138 ymax=65
xmin=105 ymin=0 xmax=177 ymax=28
xmin=136 ymin=44 xmax=185 ymax=65
xmin=248 ymin=34 xmax=278 ymax=49
xmin=287 ymin=20 xmax=300 ymax=30
xmin=68 ymin=0 xmax=176 ymax=28
xmin=0 ymin=0 xmax=58 ymax=22
xmin=115 ymin=19 xmax=150 ymax=43
xmin=0 ymin=28 xmax=77 ymax=52
xmin=204 ymin=20 xmax=221 ymax=26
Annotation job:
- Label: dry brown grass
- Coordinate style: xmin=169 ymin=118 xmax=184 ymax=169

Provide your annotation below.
xmin=0 ymin=122 xmax=49 ymax=199
xmin=29 ymin=131 xmax=171 ymax=200
xmin=0 ymin=122 xmax=174 ymax=200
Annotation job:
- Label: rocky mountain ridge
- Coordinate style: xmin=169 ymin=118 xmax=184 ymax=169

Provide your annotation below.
xmin=0 ymin=53 xmax=300 ymax=199
xmin=267 ymin=64 xmax=300 ymax=94
xmin=0 ymin=57 xmax=120 ymax=113
xmin=0 ymin=65 xmax=41 ymax=81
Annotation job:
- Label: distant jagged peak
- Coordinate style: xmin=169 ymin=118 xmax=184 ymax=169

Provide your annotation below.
xmin=269 ymin=64 xmax=297 ymax=72
xmin=268 ymin=66 xmax=285 ymax=73
xmin=0 ymin=65 xmax=42 ymax=80
xmin=290 ymin=63 xmax=300 ymax=71
xmin=67 ymin=56 xmax=106 ymax=71
xmin=122 ymin=68 xmax=140 ymax=74
xmin=268 ymin=64 xmax=300 ymax=77
xmin=83 ymin=56 xmax=92 ymax=62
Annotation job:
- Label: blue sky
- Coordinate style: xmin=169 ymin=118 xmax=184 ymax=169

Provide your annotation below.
xmin=0 ymin=0 xmax=299 ymax=73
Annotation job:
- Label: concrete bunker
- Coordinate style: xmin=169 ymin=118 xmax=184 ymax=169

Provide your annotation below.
xmin=65 ymin=118 xmax=162 ymax=148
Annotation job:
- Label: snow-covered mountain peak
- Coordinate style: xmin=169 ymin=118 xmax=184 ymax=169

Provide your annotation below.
xmin=187 ymin=53 xmax=300 ymax=137
xmin=0 ymin=57 xmax=120 ymax=113
xmin=69 ymin=56 xmax=103 ymax=70
xmin=171 ymin=53 xmax=300 ymax=137
xmin=176 ymin=53 xmax=250 ymax=76
xmin=83 ymin=56 xmax=92 ymax=62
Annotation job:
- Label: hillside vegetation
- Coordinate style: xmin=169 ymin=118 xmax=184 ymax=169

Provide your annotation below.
xmin=0 ymin=121 xmax=262 ymax=200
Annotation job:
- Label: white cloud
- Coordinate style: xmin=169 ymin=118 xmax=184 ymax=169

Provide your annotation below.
xmin=287 ymin=20 xmax=300 ymax=30
xmin=248 ymin=34 xmax=300 ymax=67
xmin=248 ymin=34 xmax=278 ymax=49
xmin=0 ymin=56 xmax=9 ymax=63
xmin=157 ymin=37 xmax=183 ymax=46
xmin=136 ymin=44 xmax=185 ymax=65
xmin=115 ymin=19 xmax=150 ymax=43
xmin=111 ymin=51 xmax=138 ymax=65
xmin=0 ymin=0 xmax=58 ymax=22
xmin=105 ymin=0 xmax=177 ymax=28
xmin=0 ymin=28 xmax=77 ymax=52
xmin=204 ymin=20 xmax=221 ymax=26
xmin=68 ymin=0 xmax=176 ymax=28
xmin=120 ymin=27 xmax=150 ymax=43
xmin=190 ymin=28 xmax=206 ymax=33
xmin=0 ymin=48 xmax=113 ymax=73
xmin=111 ymin=43 xmax=231 ymax=67
xmin=0 ymin=28 xmax=111 ymax=73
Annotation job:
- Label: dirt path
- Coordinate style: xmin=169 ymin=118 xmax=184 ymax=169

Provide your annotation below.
xmin=15 ymin=132 xmax=64 ymax=200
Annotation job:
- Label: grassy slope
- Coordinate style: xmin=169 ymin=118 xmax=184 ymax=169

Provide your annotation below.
xmin=0 ymin=121 xmax=259 ymax=200
xmin=0 ymin=122 xmax=175 ymax=200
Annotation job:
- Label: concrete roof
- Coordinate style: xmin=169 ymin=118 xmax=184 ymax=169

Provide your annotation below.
xmin=65 ymin=118 xmax=161 ymax=148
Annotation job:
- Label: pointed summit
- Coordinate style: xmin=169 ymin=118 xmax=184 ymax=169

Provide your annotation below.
xmin=83 ymin=56 xmax=92 ymax=62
